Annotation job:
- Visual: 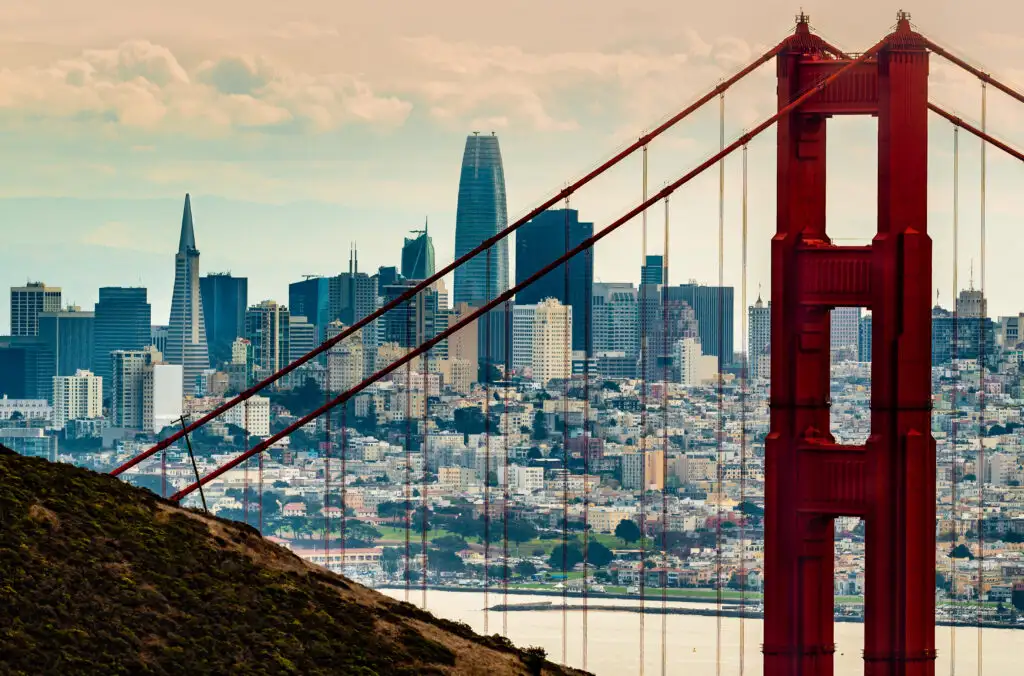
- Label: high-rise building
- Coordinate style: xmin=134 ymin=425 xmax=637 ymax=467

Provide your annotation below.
xmin=622 ymin=449 xmax=665 ymax=491
xmin=165 ymin=194 xmax=211 ymax=390
xmin=93 ymin=287 xmax=151 ymax=396
xmin=52 ymin=369 xmax=102 ymax=430
xmin=748 ymin=295 xmax=771 ymax=376
xmin=830 ymin=306 xmax=861 ymax=361
xmin=331 ymin=246 xmax=379 ymax=376
xmin=199 ymin=273 xmax=247 ymax=368
xmin=245 ymin=301 xmax=290 ymax=383
xmin=111 ymin=346 xmax=161 ymax=429
xmin=143 ymin=359 xmax=183 ymax=434
xmin=956 ymin=286 xmax=987 ymax=319
xmin=10 ymin=282 xmax=61 ymax=337
xmin=511 ymin=304 xmax=536 ymax=375
xmin=38 ymin=307 xmax=94 ymax=378
xmin=515 ymin=209 xmax=594 ymax=354
xmin=325 ymin=321 xmax=364 ymax=394
xmin=591 ymin=283 xmax=639 ymax=379
xmin=381 ymin=279 xmax=447 ymax=358
xmin=453 ymin=133 xmax=509 ymax=362
xmin=673 ymin=337 xmax=718 ymax=386
xmin=0 ymin=337 xmax=54 ymax=400
xmin=641 ymin=256 xmax=664 ymax=286
xmin=859 ymin=313 xmax=873 ymax=362
xmin=289 ymin=315 xmax=317 ymax=362
xmin=288 ymin=276 xmax=331 ymax=345
xmin=668 ymin=283 xmax=734 ymax=367
xmin=531 ymin=298 xmax=572 ymax=386
xmin=401 ymin=220 xmax=436 ymax=280
xmin=931 ymin=305 xmax=995 ymax=366
xmin=151 ymin=325 xmax=169 ymax=355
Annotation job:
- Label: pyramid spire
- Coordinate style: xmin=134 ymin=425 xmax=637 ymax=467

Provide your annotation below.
xmin=179 ymin=193 xmax=196 ymax=253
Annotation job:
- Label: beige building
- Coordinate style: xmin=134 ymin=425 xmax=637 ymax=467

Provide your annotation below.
xmin=52 ymin=369 xmax=102 ymax=430
xmin=532 ymin=298 xmax=572 ymax=386
xmin=621 ymin=448 xmax=665 ymax=491
xmin=326 ymin=323 xmax=364 ymax=394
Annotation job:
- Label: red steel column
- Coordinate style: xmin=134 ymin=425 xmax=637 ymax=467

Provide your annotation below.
xmin=864 ymin=17 xmax=936 ymax=676
xmin=765 ymin=20 xmax=836 ymax=676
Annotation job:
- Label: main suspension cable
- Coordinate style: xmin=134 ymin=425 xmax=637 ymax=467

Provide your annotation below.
xmin=170 ymin=42 xmax=886 ymax=503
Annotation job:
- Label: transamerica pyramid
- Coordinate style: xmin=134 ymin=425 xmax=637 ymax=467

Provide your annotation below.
xmin=164 ymin=194 xmax=210 ymax=392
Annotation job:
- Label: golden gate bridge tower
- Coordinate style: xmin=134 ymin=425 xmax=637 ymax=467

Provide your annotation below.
xmin=765 ymin=12 xmax=936 ymax=676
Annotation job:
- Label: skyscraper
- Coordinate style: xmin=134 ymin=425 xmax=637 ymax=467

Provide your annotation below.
xmin=830 ymin=306 xmax=861 ymax=362
xmin=93 ymin=287 xmax=151 ymax=397
xmin=330 ymin=247 xmax=379 ymax=376
xmin=515 ymin=209 xmax=593 ymax=354
xmin=401 ymin=220 xmax=436 ymax=280
xmin=641 ymin=256 xmax=664 ymax=286
xmin=245 ymin=301 xmax=291 ymax=383
xmin=748 ymin=295 xmax=771 ymax=375
xmin=10 ymin=282 xmax=61 ymax=336
xmin=453 ymin=133 xmax=508 ymax=362
xmin=288 ymin=276 xmax=331 ymax=344
xmin=165 ymin=194 xmax=211 ymax=389
xmin=669 ymin=283 xmax=734 ymax=367
xmin=199 ymin=273 xmax=247 ymax=368
xmin=38 ymin=307 xmax=94 ymax=378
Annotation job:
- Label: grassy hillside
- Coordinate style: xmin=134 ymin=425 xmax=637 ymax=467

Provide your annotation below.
xmin=0 ymin=448 xmax=585 ymax=676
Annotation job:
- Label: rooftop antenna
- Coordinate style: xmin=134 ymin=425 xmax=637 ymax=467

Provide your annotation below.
xmin=969 ymin=259 xmax=974 ymax=291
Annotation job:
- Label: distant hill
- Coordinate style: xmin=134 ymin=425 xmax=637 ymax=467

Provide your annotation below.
xmin=0 ymin=448 xmax=586 ymax=675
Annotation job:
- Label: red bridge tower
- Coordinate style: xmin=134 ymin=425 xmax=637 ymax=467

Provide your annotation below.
xmin=765 ymin=13 xmax=935 ymax=676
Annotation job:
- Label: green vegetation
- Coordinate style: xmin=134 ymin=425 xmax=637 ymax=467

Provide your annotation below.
xmin=0 ymin=449 xmax=584 ymax=675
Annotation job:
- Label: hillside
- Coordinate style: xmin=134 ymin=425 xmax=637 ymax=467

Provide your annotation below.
xmin=0 ymin=448 xmax=586 ymax=676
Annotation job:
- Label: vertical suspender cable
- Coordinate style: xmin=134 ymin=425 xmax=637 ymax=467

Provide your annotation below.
xmin=950 ymin=123 xmax=960 ymax=676
xmin=405 ymin=298 xmax=413 ymax=602
xmin=503 ymin=299 xmax=512 ymax=638
xmin=715 ymin=90 xmax=726 ymax=676
xmin=739 ymin=142 xmax=749 ymax=676
xmin=660 ymin=195 xmax=671 ymax=676
xmin=639 ymin=143 xmax=649 ymax=676
xmin=977 ymin=81 xmax=987 ymax=674
xmin=561 ymin=197 xmax=571 ymax=667
xmin=258 ymin=444 xmax=263 ymax=535
xmin=324 ymin=380 xmax=331 ymax=569
xmin=582 ymin=246 xmax=592 ymax=671
xmin=341 ymin=406 xmax=348 ymax=577
xmin=485 ymin=247 xmax=493 ymax=635
xmin=422 ymin=293 xmax=430 ymax=608
xmin=161 ymin=446 xmax=167 ymax=498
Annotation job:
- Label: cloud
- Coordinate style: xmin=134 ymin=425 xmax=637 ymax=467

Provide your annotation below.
xmin=80 ymin=220 xmax=163 ymax=252
xmin=0 ymin=40 xmax=412 ymax=135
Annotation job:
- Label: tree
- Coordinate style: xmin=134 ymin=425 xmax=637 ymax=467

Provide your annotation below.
xmin=737 ymin=501 xmax=764 ymax=517
xmin=515 ymin=560 xmax=538 ymax=578
xmin=429 ymin=548 xmax=466 ymax=573
xmin=531 ymin=411 xmax=549 ymax=440
xmin=548 ymin=543 xmax=584 ymax=573
xmin=453 ymin=407 xmax=487 ymax=436
xmin=587 ymin=540 xmax=614 ymax=567
xmin=381 ymin=547 xmax=402 ymax=576
xmin=949 ymin=543 xmax=974 ymax=560
xmin=272 ymin=480 xmax=289 ymax=489
xmin=378 ymin=500 xmax=409 ymax=521
xmin=615 ymin=519 xmax=642 ymax=546
xmin=345 ymin=520 xmax=382 ymax=547
xmin=506 ymin=519 xmax=538 ymax=552
xmin=527 ymin=447 xmax=543 ymax=459
xmin=434 ymin=535 xmax=469 ymax=552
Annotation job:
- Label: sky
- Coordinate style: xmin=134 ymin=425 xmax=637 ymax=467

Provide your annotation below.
xmin=1 ymin=0 xmax=1023 ymax=337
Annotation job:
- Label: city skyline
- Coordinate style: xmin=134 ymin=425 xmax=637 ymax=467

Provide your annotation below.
xmin=2 ymin=2 xmax=1022 ymax=337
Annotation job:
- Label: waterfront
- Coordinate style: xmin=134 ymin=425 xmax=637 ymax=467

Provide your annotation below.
xmin=379 ymin=589 xmax=1021 ymax=675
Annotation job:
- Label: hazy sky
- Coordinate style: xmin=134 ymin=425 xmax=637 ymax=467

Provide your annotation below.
xmin=1 ymin=0 xmax=1022 ymax=336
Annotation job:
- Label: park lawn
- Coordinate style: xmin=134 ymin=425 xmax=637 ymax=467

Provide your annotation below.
xmin=375 ymin=525 xmax=458 ymax=543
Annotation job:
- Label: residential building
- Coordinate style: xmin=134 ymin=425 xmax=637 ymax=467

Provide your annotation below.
xmin=622 ymin=449 xmax=666 ymax=491
xmin=143 ymin=359 xmax=184 ymax=434
xmin=165 ymin=194 xmax=211 ymax=390
xmin=532 ymin=298 xmax=572 ymax=386
xmin=10 ymin=282 xmax=61 ymax=337
xmin=511 ymin=304 xmax=536 ymax=375
xmin=111 ymin=346 xmax=160 ymax=430
xmin=199 ymin=273 xmax=247 ymax=367
xmin=52 ymin=369 xmax=102 ymax=430
xmin=220 ymin=395 xmax=271 ymax=437
xmin=245 ymin=301 xmax=290 ymax=382
xmin=673 ymin=337 xmax=718 ymax=386
xmin=326 ymin=322 xmax=364 ymax=394
xmin=516 ymin=209 xmax=594 ymax=353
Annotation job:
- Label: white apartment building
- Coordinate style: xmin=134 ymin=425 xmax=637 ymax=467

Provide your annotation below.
xmin=497 ymin=465 xmax=544 ymax=494
xmin=511 ymin=304 xmax=536 ymax=375
xmin=532 ymin=298 xmax=572 ymax=386
xmin=143 ymin=362 xmax=184 ymax=434
xmin=52 ymin=369 xmax=102 ymax=430
xmin=673 ymin=337 xmax=717 ymax=386
xmin=0 ymin=396 xmax=52 ymax=423
xmin=220 ymin=395 xmax=271 ymax=437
